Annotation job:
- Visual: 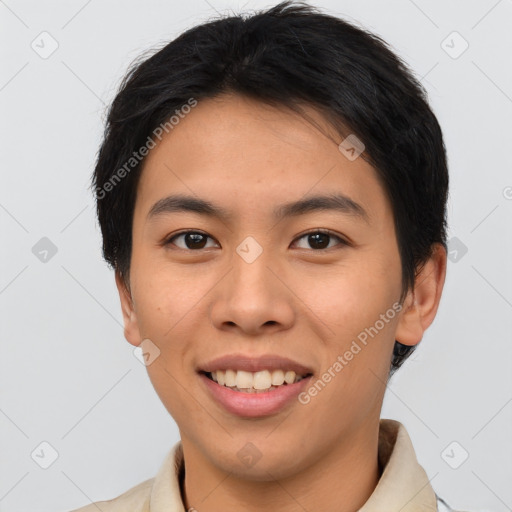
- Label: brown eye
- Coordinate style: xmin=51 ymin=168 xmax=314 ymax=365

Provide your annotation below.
xmin=165 ymin=231 xmax=218 ymax=250
xmin=293 ymin=230 xmax=347 ymax=250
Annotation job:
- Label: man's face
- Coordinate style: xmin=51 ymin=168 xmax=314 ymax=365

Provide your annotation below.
xmin=118 ymin=94 xmax=407 ymax=478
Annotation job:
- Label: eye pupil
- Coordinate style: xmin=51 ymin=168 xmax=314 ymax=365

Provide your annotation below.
xmin=186 ymin=232 xmax=207 ymax=249
xmin=309 ymin=233 xmax=330 ymax=249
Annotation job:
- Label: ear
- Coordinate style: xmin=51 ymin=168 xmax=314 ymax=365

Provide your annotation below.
xmin=115 ymin=271 xmax=142 ymax=347
xmin=395 ymin=243 xmax=447 ymax=346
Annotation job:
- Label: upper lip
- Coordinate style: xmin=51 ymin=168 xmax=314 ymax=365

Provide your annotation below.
xmin=198 ymin=354 xmax=314 ymax=376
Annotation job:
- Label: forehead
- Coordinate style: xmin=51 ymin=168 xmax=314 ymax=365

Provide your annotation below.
xmin=134 ymin=94 xmax=391 ymax=227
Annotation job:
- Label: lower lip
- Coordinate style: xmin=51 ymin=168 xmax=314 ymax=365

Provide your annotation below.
xmin=199 ymin=373 xmax=312 ymax=418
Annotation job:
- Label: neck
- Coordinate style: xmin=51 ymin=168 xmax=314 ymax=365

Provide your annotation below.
xmin=179 ymin=418 xmax=381 ymax=512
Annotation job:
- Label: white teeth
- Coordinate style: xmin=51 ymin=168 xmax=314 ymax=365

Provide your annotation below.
xmin=236 ymin=370 xmax=254 ymax=389
xmin=284 ymin=370 xmax=296 ymax=384
xmin=209 ymin=369 xmax=307 ymax=391
xmin=253 ymin=370 xmax=272 ymax=390
xmin=224 ymin=369 xmax=236 ymax=387
xmin=271 ymin=369 xmax=285 ymax=386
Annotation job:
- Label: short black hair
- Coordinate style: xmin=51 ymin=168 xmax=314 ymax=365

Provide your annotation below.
xmin=91 ymin=0 xmax=449 ymax=376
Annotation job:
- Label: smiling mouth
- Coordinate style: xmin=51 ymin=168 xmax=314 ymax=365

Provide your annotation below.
xmin=200 ymin=369 xmax=313 ymax=394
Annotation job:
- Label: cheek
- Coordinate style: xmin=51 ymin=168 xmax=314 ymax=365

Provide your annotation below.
xmin=297 ymin=249 xmax=400 ymax=383
xmin=131 ymin=267 xmax=209 ymax=419
xmin=301 ymin=256 xmax=399 ymax=333
xmin=131 ymin=259 xmax=210 ymax=340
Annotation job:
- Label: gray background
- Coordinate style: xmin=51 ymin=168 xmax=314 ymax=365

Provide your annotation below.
xmin=1 ymin=1 xmax=511 ymax=511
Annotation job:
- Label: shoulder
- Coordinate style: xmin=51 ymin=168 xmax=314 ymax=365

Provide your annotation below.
xmin=67 ymin=477 xmax=154 ymax=512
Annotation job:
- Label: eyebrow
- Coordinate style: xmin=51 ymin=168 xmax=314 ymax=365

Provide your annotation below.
xmin=147 ymin=193 xmax=370 ymax=224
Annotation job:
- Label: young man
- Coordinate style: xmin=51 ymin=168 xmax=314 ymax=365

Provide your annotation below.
xmin=72 ymin=1 xmax=464 ymax=510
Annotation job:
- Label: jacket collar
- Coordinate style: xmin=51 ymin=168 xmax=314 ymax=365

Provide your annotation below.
xmin=148 ymin=419 xmax=437 ymax=511
xmin=359 ymin=419 xmax=437 ymax=511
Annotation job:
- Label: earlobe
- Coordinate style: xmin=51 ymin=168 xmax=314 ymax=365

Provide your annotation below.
xmin=394 ymin=243 xmax=447 ymax=347
xmin=115 ymin=271 xmax=142 ymax=347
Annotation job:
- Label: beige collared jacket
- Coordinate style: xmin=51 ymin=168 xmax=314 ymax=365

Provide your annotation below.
xmin=69 ymin=419 xmax=468 ymax=512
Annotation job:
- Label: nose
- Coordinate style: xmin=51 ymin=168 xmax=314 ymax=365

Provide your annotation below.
xmin=209 ymin=247 xmax=295 ymax=336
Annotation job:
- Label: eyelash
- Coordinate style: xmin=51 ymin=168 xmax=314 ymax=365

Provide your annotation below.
xmin=163 ymin=229 xmax=349 ymax=251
